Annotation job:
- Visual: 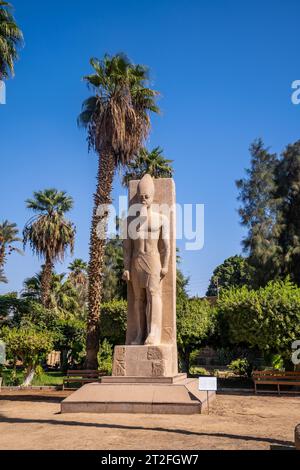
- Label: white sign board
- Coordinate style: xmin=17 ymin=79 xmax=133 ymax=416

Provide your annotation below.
xmin=198 ymin=376 xmax=217 ymax=391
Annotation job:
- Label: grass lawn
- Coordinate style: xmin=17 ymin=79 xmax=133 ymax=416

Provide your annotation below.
xmin=1 ymin=368 xmax=64 ymax=387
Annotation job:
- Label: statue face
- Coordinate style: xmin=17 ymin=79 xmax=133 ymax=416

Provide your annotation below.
xmin=138 ymin=190 xmax=154 ymax=208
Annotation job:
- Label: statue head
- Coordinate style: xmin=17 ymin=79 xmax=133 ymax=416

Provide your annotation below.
xmin=137 ymin=174 xmax=155 ymax=207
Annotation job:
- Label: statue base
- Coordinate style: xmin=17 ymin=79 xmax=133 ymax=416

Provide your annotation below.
xmin=61 ymin=345 xmax=216 ymax=414
xmin=60 ymin=375 xmax=215 ymax=414
xmin=112 ymin=345 xmax=178 ymax=377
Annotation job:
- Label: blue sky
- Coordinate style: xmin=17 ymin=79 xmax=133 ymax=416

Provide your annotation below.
xmin=1 ymin=0 xmax=300 ymax=296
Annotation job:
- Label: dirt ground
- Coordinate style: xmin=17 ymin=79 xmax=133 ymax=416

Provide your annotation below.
xmin=0 ymin=390 xmax=298 ymax=450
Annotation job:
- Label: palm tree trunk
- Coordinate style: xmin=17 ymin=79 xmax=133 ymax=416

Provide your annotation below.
xmin=41 ymin=256 xmax=53 ymax=308
xmin=85 ymin=151 xmax=115 ymax=370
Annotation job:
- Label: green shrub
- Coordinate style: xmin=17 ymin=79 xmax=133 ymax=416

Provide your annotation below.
xmin=97 ymin=339 xmax=113 ymax=375
xmin=217 ymin=279 xmax=300 ymax=362
xmin=177 ymin=298 xmax=216 ymax=373
xmin=99 ymin=300 xmax=127 ymax=345
xmin=190 ymin=366 xmax=210 ymax=376
xmin=228 ymin=358 xmax=252 ymax=377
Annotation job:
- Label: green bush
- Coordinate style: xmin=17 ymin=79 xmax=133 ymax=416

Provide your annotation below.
xmin=97 ymin=339 xmax=113 ymax=375
xmin=228 ymin=358 xmax=252 ymax=377
xmin=99 ymin=300 xmax=127 ymax=345
xmin=0 ymin=326 xmax=54 ymax=385
xmin=190 ymin=366 xmax=210 ymax=376
xmin=217 ymin=279 xmax=300 ymax=363
xmin=177 ymin=298 xmax=216 ymax=373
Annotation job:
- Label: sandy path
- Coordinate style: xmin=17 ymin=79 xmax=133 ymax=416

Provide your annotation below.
xmin=0 ymin=390 xmax=298 ymax=450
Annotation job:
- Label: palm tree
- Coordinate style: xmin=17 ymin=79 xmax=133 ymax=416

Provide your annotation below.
xmin=49 ymin=273 xmax=79 ymax=317
xmin=78 ymin=53 xmax=159 ymax=368
xmin=68 ymin=258 xmax=88 ymax=315
xmin=123 ymin=147 xmax=173 ymax=186
xmin=0 ymin=220 xmax=22 ymax=279
xmin=21 ymin=272 xmax=42 ymax=302
xmin=0 ymin=1 xmax=23 ymax=79
xmin=68 ymin=258 xmax=88 ymax=288
xmin=22 ymin=271 xmax=80 ymax=318
xmin=0 ymin=267 xmax=7 ymax=283
xmin=23 ymin=189 xmax=76 ymax=308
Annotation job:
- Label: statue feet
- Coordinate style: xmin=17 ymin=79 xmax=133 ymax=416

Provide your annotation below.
xmin=144 ymin=334 xmax=158 ymax=345
xmin=130 ymin=335 xmax=143 ymax=345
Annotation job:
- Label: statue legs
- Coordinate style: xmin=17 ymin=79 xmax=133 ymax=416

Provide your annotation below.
xmin=130 ymin=267 xmax=162 ymax=346
xmin=145 ymin=276 xmax=162 ymax=345
xmin=130 ymin=274 xmax=146 ymax=345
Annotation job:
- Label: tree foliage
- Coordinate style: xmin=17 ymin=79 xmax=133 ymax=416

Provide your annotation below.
xmin=206 ymin=255 xmax=253 ymax=296
xmin=177 ymin=298 xmax=216 ymax=372
xmin=274 ymin=140 xmax=300 ymax=285
xmin=236 ymin=139 xmax=278 ymax=287
xmin=23 ymin=189 xmax=75 ymax=307
xmin=102 ymin=237 xmax=127 ymax=302
xmin=216 ymin=279 xmax=300 ymax=362
xmin=0 ymin=1 xmax=24 ymax=79
xmin=0 ymin=220 xmax=22 ymax=282
xmin=123 ymin=147 xmax=173 ymax=186
xmin=99 ymin=300 xmax=127 ymax=345
xmin=0 ymin=325 xmax=54 ymax=384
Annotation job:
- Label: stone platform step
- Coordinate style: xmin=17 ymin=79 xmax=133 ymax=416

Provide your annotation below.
xmin=60 ymin=378 xmax=216 ymax=415
xmin=100 ymin=373 xmax=187 ymax=384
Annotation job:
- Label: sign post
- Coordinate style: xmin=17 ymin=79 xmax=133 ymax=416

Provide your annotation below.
xmin=198 ymin=376 xmax=217 ymax=414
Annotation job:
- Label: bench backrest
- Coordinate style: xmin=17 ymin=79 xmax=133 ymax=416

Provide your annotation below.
xmin=253 ymin=370 xmax=300 ymax=379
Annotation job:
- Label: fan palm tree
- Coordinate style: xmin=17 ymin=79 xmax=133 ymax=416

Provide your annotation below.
xmin=23 ymin=189 xmax=76 ymax=308
xmin=68 ymin=258 xmax=88 ymax=315
xmin=0 ymin=220 xmax=22 ymax=276
xmin=68 ymin=258 xmax=88 ymax=287
xmin=22 ymin=271 xmax=80 ymax=318
xmin=78 ymin=53 xmax=159 ymax=368
xmin=0 ymin=1 xmax=23 ymax=79
xmin=123 ymin=147 xmax=173 ymax=186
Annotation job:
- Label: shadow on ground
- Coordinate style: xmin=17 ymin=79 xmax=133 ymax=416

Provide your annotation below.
xmin=0 ymin=394 xmax=68 ymax=403
xmin=0 ymin=413 xmax=294 ymax=447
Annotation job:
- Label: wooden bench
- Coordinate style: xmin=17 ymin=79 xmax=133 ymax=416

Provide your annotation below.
xmin=252 ymin=370 xmax=300 ymax=395
xmin=62 ymin=370 xmax=106 ymax=390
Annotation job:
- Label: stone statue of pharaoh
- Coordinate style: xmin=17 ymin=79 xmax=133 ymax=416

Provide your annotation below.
xmin=122 ymin=174 xmax=170 ymax=346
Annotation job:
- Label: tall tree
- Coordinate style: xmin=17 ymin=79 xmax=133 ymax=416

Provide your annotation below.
xmin=274 ymin=140 xmax=300 ymax=284
xmin=123 ymin=147 xmax=173 ymax=187
xmin=0 ymin=220 xmax=22 ymax=281
xmin=68 ymin=258 xmax=88 ymax=288
xmin=236 ymin=139 xmax=278 ymax=287
xmin=23 ymin=189 xmax=75 ymax=308
xmin=21 ymin=271 xmax=80 ymax=318
xmin=78 ymin=53 xmax=159 ymax=368
xmin=0 ymin=1 xmax=23 ymax=79
xmin=206 ymin=255 xmax=253 ymax=297
xmin=68 ymin=258 xmax=88 ymax=315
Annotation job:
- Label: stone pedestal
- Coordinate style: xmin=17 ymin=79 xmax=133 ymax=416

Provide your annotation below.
xmin=61 ymin=376 xmax=216 ymax=414
xmin=112 ymin=345 xmax=177 ymax=378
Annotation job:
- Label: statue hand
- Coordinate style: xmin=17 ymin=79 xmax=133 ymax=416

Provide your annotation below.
xmin=160 ymin=267 xmax=168 ymax=279
xmin=122 ymin=270 xmax=130 ymax=282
